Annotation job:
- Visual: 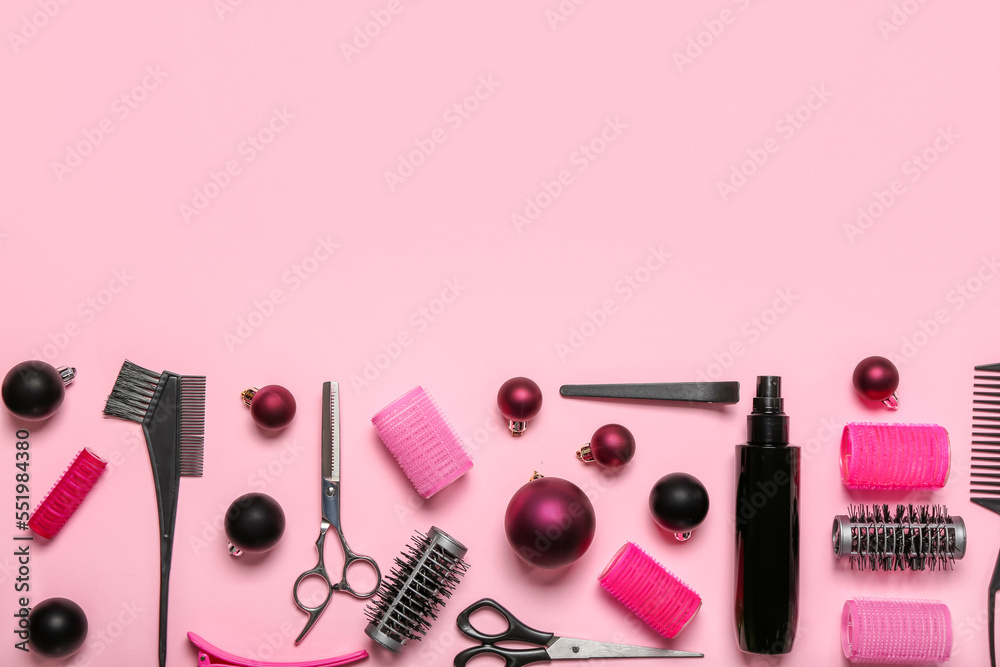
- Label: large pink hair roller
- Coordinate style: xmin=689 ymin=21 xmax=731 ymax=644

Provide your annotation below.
xmin=841 ymin=423 xmax=950 ymax=489
xmin=28 ymin=447 xmax=107 ymax=539
xmin=371 ymin=386 xmax=473 ymax=499
xmin=842 ymin=597 xmax=952 ymax=664
xmin=598 ymin=542 xmax=701 ymax=639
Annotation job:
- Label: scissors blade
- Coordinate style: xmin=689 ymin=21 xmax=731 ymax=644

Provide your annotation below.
xmin=547 ymin=637 xmax=703 ymax=660
xmin=322 ymin=381 xmax=340 ymax=482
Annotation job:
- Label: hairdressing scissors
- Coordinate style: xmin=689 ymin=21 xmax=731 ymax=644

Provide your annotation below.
xmin=453 ymin=599 xmax=703 ymax=666
xmin=293 ymin=381 xmax=381 ymax=644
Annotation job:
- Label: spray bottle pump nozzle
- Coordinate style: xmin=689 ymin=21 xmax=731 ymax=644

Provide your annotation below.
xmin=747 ymin=375 xmax=789 ymax=446
xmin=752 ymin=376 xmax=784 ymax=414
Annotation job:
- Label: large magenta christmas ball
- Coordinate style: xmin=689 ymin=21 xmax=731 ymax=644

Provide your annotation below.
xmin=504 ymin=475 xmax=596 ymax=569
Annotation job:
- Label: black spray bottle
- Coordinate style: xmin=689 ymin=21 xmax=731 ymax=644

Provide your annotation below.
xmin=734 ymin=376 xmax=799 ymax=654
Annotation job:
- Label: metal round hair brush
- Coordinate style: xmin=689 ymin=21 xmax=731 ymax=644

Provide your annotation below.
xmin=832 ymin=504 xmax=967 ymax=571
xmin=364 ymin=526 xmax=469 ymax=653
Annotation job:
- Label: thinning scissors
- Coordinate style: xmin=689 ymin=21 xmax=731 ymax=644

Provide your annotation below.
xmin=454 ymin=599 xmax=703 ymax=666
xmin=293 ymin=381 xmax=381 ymax=644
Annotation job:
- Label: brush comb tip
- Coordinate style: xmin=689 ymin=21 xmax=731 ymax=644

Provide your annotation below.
xmin=103 ymin=360 xmax=162 ymax=423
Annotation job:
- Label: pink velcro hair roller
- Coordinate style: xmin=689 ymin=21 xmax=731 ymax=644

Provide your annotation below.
xmin=371 ymin=386 xmax=473 ymax=499
xmin=598 ymin=542 xmax=701 ymax=639
xmin=842 ymin=597 xmax=952 ymax=664
xmin=841 ymin=423 xmax=950 ymax=489
xmin=28 ymin=447 xmax=107 ymax=539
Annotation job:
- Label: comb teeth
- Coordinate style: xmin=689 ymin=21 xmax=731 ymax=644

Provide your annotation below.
xmin=364 ymin=527 xmax=469 ymax=653
xmin=972 ymin=364 xmax=1000 ymax=500
xmin=841 ymin=597 xmax=952 ymax=663
xmin=598 ymin=542 xmax=701 ymax=640
xmin=103 ymin=360 xmax=161 ymax=422
xmin=371 ymin=387 xmax=473 ymax=499
xmin=178 ymin=375 xmax=206 ymax=477
xmin=833 ymin=504 xmax=967 ymax=571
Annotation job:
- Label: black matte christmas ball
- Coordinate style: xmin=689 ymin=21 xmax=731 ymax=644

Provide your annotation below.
xmin=649 ymin=473 xmax=710 ymax=538
xmin=28 ymin=597 xmax=88 ymax=658
xmin=225 ymin=493 xmax=285 ymax=556
xmin=2 ymin=361 xmax=67 ymax=421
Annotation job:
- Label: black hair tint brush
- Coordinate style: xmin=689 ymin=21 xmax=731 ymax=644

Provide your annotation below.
xmin=103 ymin=360 xmax=205 ymax=667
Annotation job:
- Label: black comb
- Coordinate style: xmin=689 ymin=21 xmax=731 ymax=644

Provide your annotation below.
xmin=104 ymin=360 xmax=205 ymax=667
xmin=971 ymin=363 xmax=1000 ymax=667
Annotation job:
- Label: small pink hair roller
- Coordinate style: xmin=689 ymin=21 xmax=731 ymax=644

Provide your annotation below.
xmin=598 ymin=542 xmax=701 ymax=639
xmin=28 ymin=447 xmax=107 ymax=539
xmin=842 ymin=597 xmax=952 ymax=664
xmin=371 ymin=386 xmax=473 ymax=499
xmin=841 ymin=423 xmax=950 ymax=489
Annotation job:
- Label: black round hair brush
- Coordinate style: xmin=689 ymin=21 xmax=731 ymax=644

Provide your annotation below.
xmin=364 ymin=527 xmax=469 ymax=653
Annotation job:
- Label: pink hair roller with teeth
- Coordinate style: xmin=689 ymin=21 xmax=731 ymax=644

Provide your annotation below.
xmin=842 ymin=597 xmax=952 ymax=664
xmin=841 ymin=423 xmax=950 ymax=489
xmin=598 ymin=542 xmax=701 ymax=639
xmin=28 ymin=447 xmax=107 ymax=539
xmin=371 ymin=387 xmax=473 ymax=499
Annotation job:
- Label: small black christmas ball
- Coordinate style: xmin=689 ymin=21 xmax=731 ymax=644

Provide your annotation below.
xmin=28 ymin=597 xmax=88 ymax=658
xmin=2 ymin=361 xmax=70 ymax=421
xmin=225 ymin=493 xmax=285 ymax=556
xmin=649 ymin=472 xmax=710 ymax=541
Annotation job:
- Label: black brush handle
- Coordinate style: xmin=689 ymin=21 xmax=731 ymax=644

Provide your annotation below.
xmin=142 ymin=374 xmax=181 ymax=667
xmin=988 ymin=545 xmax=1000 ymax=667
xmin=560 ymin=381 xmax=740 ymax=404
xmin=157 ymin=538 xmax=173 ymax=667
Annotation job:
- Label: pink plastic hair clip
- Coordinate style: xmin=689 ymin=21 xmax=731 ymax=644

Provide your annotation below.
xmin=187 ymin=633 xmax=367 ymax=667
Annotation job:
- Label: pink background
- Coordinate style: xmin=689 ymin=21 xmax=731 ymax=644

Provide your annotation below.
xmin=2 ymin=1 xmax=999 ymax=665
